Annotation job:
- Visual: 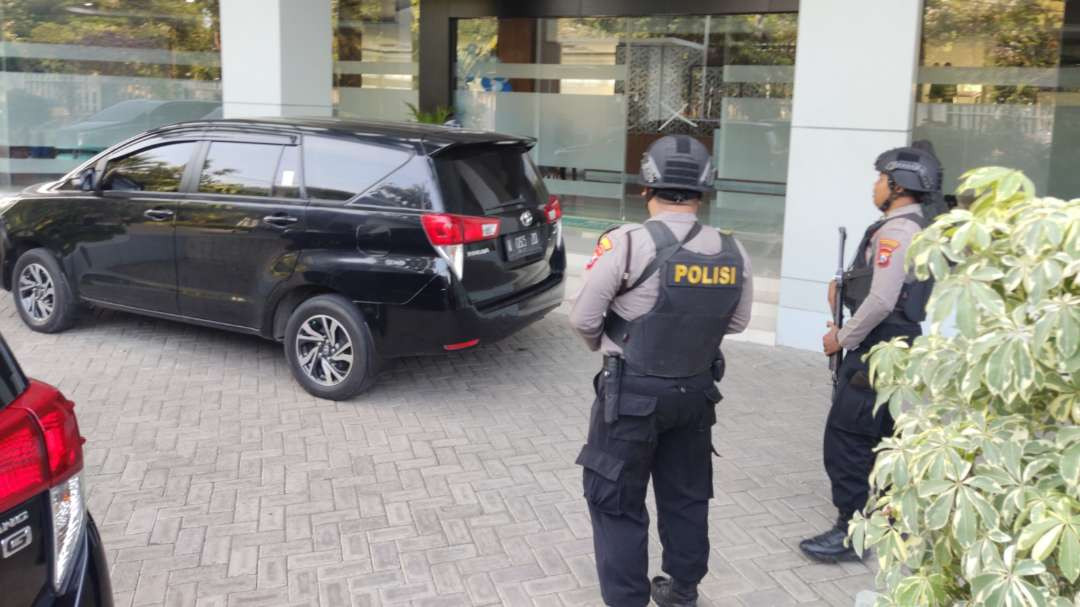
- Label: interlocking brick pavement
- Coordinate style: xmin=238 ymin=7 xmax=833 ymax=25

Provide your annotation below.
xmin=0 ymin=296 xmax=875 ymax=606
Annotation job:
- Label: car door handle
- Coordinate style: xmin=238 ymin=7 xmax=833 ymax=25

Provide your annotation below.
xmin=263 ymin=214 xmax=299 ymax=227
xmin=144 ymin=208 xmax=174 ymax=221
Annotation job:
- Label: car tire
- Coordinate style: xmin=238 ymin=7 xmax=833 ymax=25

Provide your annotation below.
xmin=12 ymin=248 xmax=77 ymax=334
xmin=284 ymin=294 xmax=378 ymax=400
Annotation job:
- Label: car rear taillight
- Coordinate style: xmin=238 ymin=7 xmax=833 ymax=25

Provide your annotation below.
xmin=0 ymin=381 xmax=85 ymax=592
xmin=421 ymin=213 xmax=500 ymax=245
xmin=544 ymin=196 xmax=562 ymax=223
xmin=422 ymin=213 xmax=501 ymax=278
xmin=545 ymin=195 xmax=564 ymax=249
xmin=0 ymin=413 xmax=47 ymax=512
xmin=50 ymin=475 xmax=84 ymax=591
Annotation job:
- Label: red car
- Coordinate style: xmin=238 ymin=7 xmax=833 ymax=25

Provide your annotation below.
xmin=0 ymin=335 xmax=112 ymax=606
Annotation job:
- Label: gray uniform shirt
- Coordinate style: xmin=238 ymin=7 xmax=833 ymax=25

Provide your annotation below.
xmin=569 ymin=212 xmax=754 ymax=355
xmin=837 ymin=205 xmax=925 ymax=350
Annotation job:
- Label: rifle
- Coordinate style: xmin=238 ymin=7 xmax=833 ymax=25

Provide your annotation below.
xmin=831 ymin=227 xmax=847 ymax=394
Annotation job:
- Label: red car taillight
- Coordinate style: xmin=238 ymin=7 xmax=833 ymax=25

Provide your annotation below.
xmin=0 ymin=413 xmax=47 ymax=513
xmin=0 ymin=382 xmax=82 ymax=513
xmin=544 ymin=195 xmax=564 ymax=250
xmin=544 ymin=195 xmax=562 ymax=223
xmin=35 ymin=396 xmax=82 ymax=481
xmin=421 ymin=213 xmax=500 ymax=246
xmin=0 ymin=381 xmax=85 ymax=592
xmin=421 ymin=213 xmax=501 ymax=279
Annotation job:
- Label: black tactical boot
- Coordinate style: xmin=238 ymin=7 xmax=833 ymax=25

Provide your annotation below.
xmin=650 ymin=575 xmax=698 ymax=606
xmin=799 ymin=515 xmax=862 ymax=563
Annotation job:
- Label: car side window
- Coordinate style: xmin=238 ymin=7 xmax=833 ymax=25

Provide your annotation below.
xmin=102 ymin=141 xmax=197 ymax=193
xmin=198 ymin=141 xmax=283 ymax=197
xmin=273 ymin=146 xmax=302 ymax=199
xmin=302 ymin=135 xmax=411 ymax=202
xmin=0 ymin=337 xmax=27 ymax=407
xmin=357 ymin=156 xmax=435 ymax=210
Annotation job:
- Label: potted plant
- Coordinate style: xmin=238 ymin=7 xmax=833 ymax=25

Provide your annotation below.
xmin=405 ymin=102 xmax=454 ymax=125
xmin=850 ymin=167 xmax=1080 ymax=606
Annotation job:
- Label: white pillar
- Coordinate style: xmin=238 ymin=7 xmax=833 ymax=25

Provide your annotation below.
xmin=219 ymin=0 xmax=333 ymax=118
xmin=776 ymin=1 xmax=924 ymax=350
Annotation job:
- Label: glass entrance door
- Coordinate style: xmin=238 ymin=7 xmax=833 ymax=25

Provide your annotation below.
xmin=454 ymin=13 xmax=797 ymax=281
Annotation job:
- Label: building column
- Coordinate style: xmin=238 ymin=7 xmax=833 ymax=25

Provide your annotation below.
xmin=418 ymin=0 xmax=454 ymax=112
xmin=219 ymin=0 xmax=333 ymax=118
xmin=776 ymin=0 xmax=925 ymax=351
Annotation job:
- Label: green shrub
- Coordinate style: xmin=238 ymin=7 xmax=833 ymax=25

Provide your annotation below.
xmin=850 ymin=167 xmax=1080 ymax=606
xmin=405 ymin=102 xmax=453 ymax=125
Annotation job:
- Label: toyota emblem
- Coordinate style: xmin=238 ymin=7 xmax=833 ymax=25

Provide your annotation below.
xmin=520 ymin=211 xmax=534 ymax=227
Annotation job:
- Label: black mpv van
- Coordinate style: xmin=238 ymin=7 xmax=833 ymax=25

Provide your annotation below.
xmin=0 ymin=119 xmax=566 ymax=399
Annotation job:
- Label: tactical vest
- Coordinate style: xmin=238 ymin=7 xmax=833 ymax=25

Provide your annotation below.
xmin=842 ymin=212 xmax=932 ymax=325
xmin=604 ymin=221 xmax=744 ymax=378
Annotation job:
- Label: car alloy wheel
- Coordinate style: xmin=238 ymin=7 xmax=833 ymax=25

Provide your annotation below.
xmin=18 ymin=263 xmax=56 ymax=323
xmin=294 ymin=314 xmax=354 ymax=386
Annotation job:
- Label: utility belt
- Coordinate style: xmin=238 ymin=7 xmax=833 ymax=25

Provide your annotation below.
xmin=598 ymin=354 xmax=719 ymax=424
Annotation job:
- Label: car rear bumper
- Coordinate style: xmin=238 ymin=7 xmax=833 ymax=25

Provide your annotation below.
xmin=373 ymin=271 xmax=565 ymax=358
xmin=47 ymin=513 xmax=113 ymax=607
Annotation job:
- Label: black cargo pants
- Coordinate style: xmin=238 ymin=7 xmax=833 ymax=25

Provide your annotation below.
xmin=823 ymin=323 xmax=920 ymax=519
xmin=575 ymin=367 xmax=721 ymax=607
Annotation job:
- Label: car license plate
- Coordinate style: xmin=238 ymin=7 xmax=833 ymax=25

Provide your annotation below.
xmin=504 ymin=229 xmax=543 ymax=261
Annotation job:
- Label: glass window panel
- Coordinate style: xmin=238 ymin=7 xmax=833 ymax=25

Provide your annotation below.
xmin=434 ymin=147 xmax=545 ymax=215
xmin=0 ymin=337 xmax=28 ymax=407
xmin=302 ymin=135 xmax=410 ymax=202
xmin=0 ymin=1 xmax=222 ymax=189
xmin=454 ymin=13 xmax=797 ymax=288
xmin=916 ymin=0 xmax=1078 ymax=197
xmin=103 ymin=142 xmax=197 ymax=193
xmin=455 ymin=17 xmax=631 ymax=229
xmin=358 ymin=156 xmax=434 ymax=210
xmin=199 ymin=142 xmax=282 ymax=197
xmin=332 ymin=0 xmax=419 ymax=122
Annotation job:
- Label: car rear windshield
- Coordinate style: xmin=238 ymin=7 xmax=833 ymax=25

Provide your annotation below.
xmin=434 ymin=145 xmax=546 ymax=216
xmin=0 ymin=336 xmax=27 ymax=409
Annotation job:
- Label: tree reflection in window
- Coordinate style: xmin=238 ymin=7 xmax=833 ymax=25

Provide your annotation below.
xmin=104 ymin=142 xmax=197 ymax=192
xmin=360 ymin=156 xmax=433 ymax=210
xmin=198 ymin=142 xmax=282 ymax=197
xmin=922 ymin=0 xmax=1066 ymax=105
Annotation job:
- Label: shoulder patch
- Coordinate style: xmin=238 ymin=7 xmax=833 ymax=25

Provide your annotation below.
xmin=586 ymin=236 xmax=616 ymax=270
xmin=877 ymin=238 xmax=900 ymax=268
xmin=586 ymin=224 xmax=641 ymax=271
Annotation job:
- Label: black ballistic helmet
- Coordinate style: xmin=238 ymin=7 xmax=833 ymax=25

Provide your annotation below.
xmin=909 ymin=140 xmax=950 ymax=218
xmin=874 ymin=145 xmax=942 ymax=193
xmin=640 ymin=135 xmax=715 ymax=199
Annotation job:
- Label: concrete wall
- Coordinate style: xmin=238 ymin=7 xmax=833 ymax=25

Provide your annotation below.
xmin=776 ymin=1 xmax=925 ymax=350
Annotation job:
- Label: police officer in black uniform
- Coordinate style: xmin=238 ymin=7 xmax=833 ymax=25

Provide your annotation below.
xmin=799 ymin=145 xmax=942 ymax=563
xmin=569 ymin=135 xmax=754 ymax=606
